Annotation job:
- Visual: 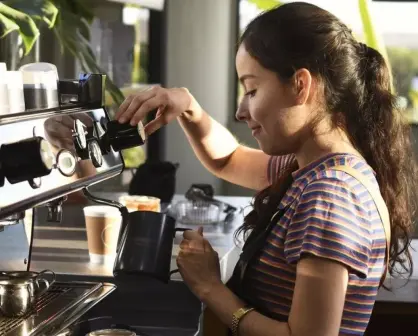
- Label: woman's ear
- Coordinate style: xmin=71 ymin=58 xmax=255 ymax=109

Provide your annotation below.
xmin=293 ymin=68 xmax=312 ymax=106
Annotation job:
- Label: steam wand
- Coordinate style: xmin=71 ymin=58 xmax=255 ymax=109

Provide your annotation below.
xmin=82 ymin=187 xmax=130 ymax=253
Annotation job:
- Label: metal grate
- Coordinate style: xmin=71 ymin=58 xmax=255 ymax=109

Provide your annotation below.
xmin=0 ymin=286 xmax=70 ymax=334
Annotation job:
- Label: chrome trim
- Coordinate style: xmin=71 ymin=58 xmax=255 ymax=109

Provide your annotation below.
xmin=2 ymin=281 xmax=116 ymax=336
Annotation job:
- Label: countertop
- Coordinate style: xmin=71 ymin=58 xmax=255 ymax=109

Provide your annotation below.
xmin=28 ymin=193 xmax=418 ymax=304
xmin=30 ymin=194 xmax=244 ymax=283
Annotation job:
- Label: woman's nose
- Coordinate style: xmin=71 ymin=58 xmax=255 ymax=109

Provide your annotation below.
xmin=235 ymin=95 xmax=249 ymax=121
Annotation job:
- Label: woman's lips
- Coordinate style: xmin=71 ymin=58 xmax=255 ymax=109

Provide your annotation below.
xmin=251 ymin=127 xmax=261 ymax=136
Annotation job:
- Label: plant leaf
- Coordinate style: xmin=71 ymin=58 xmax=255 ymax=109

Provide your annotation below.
xmin=248 ymin=0 xmax=281 ymax=10
xmin=0 ymin=3 xmax=39 ymax=55
xmin=52 ymin=0 xmax=124 ymax=106
xmin=4 ymin=0 xmax=58 ymax=28
xmin=358 ymin=0 xmax=394 ymax=93
xmin=0 ymin=12 xmax=19 ymax=38
xmin=53 ymin=24 xmax=125 ymax=106
xmin=52 ymin=0 xmax=94 ymax=23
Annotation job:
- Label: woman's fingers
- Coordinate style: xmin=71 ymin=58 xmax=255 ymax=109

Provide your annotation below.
xmin=115 ymin=95 xmax=135 ymax=120
xmin=179 ymin=238 xmax=204 ymax=253
xmin=143 ymin=113 xmax=169 ymax=136
xmin=116 ymin=88 xmax=157 ymax=122
xmin=184 ymin=229 xmax=205 ymax=241
xmin=129 ymin=95 xmax=166 ymax=126
xmin=179 ymin=239 xmax=190 ymax=250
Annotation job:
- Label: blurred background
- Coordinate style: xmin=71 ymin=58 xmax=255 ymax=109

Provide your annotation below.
xmin=1 ymin=0 xmax=417 ymax=197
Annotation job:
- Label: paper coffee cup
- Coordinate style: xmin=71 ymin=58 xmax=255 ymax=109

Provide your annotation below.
xmin=83 ymin=206 xmax=122 ymax=264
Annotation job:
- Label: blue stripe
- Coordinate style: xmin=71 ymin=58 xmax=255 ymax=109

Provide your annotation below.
xmin=247 ymin=154 xmax=384 ymax=334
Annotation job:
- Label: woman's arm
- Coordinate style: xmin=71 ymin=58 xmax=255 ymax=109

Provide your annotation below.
xmin=115 ymin=87 xmax=293 ymax=190
xmin=202 ymin=257 xmax=348 ymax=336
xmin=178 ymin=98 xmax=272 ymax=191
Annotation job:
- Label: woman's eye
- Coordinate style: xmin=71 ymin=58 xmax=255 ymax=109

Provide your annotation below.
xmin=245 ymin=90 xmax=257 ymax=98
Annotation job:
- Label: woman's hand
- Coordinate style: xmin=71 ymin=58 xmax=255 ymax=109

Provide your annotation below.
xmin=115 ymin=86 xmax=197 ymax=136
xmin=177 ymin=227 xmax=223 ymax=300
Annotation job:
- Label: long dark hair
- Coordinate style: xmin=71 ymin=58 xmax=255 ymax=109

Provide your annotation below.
xmin=237 ymin=2 xmax=418 ymax=279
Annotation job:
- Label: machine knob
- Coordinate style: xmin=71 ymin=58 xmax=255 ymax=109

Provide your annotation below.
xmin=88 ymin=139 xmax=103 ymax=168
xmin=0 ymin=137 xmax=55 ymax=184
xmin=72 ymin=119 xmax=90 ymax=160
xmin=73 ymin=119 xmax=87 ymax=150
xmin=56 ymin=149 xmax=77 ymax=177
xmin=101 ymin=120 xmax=146 ymax=152
xmin=0 ymin=162 xmax=5 ymax=188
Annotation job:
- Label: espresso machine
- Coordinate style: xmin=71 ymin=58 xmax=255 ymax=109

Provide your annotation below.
xmin=0 ymin=73 xmax=146 ymax=336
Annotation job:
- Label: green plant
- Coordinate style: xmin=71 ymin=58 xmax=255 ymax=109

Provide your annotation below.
xmin=122 ymin=146 xmax=146 ymax=168
xmin=387 ymin=47 xmax=418 ymax=105
xmin=248 ymin=0 xmax=281 ymax=10
xmin=358 ymin=0 xmax=394 ymax=93
xmin=0 ymin=0 xmax=125 ymax=106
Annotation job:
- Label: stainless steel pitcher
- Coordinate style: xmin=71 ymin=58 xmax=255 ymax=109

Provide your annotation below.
xmin=0 ymin=269 xmax=55 ymax=317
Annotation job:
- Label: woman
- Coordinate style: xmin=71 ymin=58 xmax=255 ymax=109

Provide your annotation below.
xmin=116 ymin=2 xmax=417 ymax=335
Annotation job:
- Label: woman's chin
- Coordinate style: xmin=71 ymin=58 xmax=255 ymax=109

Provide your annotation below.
xmin=257 ymin=139 xmax=293 ymax=156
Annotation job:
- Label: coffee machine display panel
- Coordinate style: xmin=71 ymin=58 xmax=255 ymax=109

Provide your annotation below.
xmin=0 ymin=108 xmax=124 ymax=220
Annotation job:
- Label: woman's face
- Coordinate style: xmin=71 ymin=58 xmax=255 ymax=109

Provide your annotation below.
xmin=235 ymin=44 xmax=316 ymax=156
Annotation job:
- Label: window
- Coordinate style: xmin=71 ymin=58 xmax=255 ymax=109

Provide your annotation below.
xmin=237 ymin=0 xmax=418 ymax=115
xmin=88 ymin=3 xmax=152 ymax=169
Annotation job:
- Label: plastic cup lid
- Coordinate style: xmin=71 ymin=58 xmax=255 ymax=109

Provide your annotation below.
xmin=19 ymin=62 xmax=58 ymax=75
xmin=83 ymin=205 xmax=121 ymax=218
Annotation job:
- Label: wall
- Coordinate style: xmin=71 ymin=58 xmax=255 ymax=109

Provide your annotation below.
xmin=224 ymin=118 xmax=259 ymax=197
xmin=164 ymin=0 xmax=238 ymax=195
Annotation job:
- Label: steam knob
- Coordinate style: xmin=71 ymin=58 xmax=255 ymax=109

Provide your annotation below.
xmin=0 ymin=137 xmax=54 ymax=184
xmin=101 ymin=120 xmax=146 ymax=152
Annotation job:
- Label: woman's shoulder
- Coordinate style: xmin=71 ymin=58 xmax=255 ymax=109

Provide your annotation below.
xmin=288 ymin=154 xmax=380 ymax=220
xmin=296 ymin=153 xmax=377 ymax=190
xmin=278 ymin=154 xmax=377 ymax=211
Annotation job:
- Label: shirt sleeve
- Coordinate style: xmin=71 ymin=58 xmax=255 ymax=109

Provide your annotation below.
xmin=284 ymin=176 xmax=372 ymax=278
xmin=268 ymin=154 xmax=296 ymax=184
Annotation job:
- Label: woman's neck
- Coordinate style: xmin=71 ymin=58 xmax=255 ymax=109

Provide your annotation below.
xmin=294 ymin=126 xmax=362 ymax=169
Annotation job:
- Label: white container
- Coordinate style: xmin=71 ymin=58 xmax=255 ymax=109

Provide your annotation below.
xmin=20 ymin=63 xmax=59 ymax=110
xmin=21 ymin=71 xmax=59 ymax=110
xmin=6 ymin=71 xmax=25 ymax=114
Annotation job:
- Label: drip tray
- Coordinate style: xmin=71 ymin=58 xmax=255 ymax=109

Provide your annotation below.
xmin=0 ymin=281 xmax=116 ymax=336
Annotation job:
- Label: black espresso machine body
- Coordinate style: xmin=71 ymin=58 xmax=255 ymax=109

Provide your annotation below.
xmin=0 ymin=73 xmax=146 ymax=336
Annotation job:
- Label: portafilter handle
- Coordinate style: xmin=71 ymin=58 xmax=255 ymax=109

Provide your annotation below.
xmin=82 ymin=187 xmax=130 ymax=253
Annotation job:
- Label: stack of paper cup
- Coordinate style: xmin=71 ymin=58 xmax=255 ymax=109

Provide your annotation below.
xmin=7 ymin=71 xmax=25 ymax=114
xmin=0 ymin=63 xmax=9 ymax=115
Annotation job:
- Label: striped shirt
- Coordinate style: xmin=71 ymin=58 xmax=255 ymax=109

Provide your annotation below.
xmin=245 ymin=153 xmax=386 ymax=335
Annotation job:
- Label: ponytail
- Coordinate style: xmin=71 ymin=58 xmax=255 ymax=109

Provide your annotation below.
xmin=345 ymin=43 xmax=417 ymax=278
